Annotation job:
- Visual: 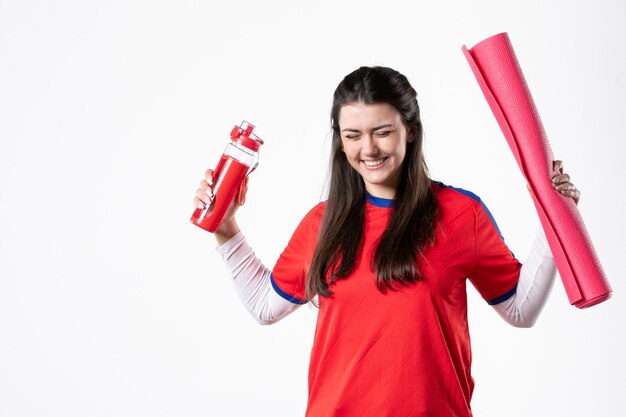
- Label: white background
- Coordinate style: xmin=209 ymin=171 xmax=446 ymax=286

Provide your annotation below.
xmin=1 ymin=0 xmax=625 ymax=416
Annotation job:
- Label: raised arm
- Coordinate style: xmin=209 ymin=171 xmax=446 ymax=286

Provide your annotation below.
xmin=491 ymin=160 xmax=580 ymax=327
xmin=194 ymin=169 xmax=303 ymax=324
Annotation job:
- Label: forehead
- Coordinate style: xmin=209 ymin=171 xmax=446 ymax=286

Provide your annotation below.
xmin=338 ymin=102 xmax=402 ymax=129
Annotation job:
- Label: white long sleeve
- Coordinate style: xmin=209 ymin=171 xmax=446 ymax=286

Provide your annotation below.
xmin=215 ymin=232 xmax=304 ymax=325
xmin=491 ymin=228 xmax=557 ymax=328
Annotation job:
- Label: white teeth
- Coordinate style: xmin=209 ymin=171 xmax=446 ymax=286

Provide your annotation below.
xmin=363 ymin=159 xmax=385 ymax=167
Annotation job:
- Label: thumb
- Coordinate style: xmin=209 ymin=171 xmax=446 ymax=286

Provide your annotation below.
xmin=236 ymin=176 xmax=249 ymax=205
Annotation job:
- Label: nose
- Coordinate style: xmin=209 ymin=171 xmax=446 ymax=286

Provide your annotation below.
xmin=361 ymin=134 xmax=378 ymax=156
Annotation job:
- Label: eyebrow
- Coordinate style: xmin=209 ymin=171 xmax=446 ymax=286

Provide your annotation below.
xmin=341 ymin=123 xmax=395 ymax=133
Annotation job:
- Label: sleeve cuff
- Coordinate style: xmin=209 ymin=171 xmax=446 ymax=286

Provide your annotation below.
xmin=270 ymin=273 xmax=309 ymax=305
xmin=486 ymin=283 xmax=518 ymax=305
xmin=215 ymin=231 xmax=246 ymax=257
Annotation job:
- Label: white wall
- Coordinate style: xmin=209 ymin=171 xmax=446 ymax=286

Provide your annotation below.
xmin=1 ymin=0 xmax=624 ymax=416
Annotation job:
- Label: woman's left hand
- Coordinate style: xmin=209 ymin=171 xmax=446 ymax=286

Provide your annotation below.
xmin=551 ymin=160 xmax=581 ymax=205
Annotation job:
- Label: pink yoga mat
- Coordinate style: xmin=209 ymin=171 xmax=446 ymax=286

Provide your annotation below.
xmin=462 ymin=33 xmax=611 ymax=308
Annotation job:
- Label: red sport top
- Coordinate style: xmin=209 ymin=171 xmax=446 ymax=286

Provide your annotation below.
xmin=270 ymin=181 xmax=521 ymax=417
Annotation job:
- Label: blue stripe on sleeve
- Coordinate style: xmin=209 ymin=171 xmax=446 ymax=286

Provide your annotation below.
xmin=433 ymin=181 xmax=519 ymax=305
xmin=270 ymin=273 xmax=308 ymax=305
xmin=486 ymin=283 xmax=518 ymax=305
xmin=432 ymin=181 xmax=505 ymax=241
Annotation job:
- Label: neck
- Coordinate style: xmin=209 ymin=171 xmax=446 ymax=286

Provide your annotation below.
xmin=364 ymin=184 xmax=396 ymax=200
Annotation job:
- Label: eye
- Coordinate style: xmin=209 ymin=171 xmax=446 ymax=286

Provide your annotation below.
xmin=376 ymin=131 xmax=391 ymax=137
xmin=344 ymin=134 xmax=360 ymax=140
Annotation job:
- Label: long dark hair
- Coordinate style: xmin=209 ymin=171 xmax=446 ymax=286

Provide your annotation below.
xmin=306 ymin=66 xmax=438 ymax=299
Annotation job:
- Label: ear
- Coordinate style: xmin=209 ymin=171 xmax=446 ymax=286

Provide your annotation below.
xmin=407 ymin=129 xmax=416 ymax=143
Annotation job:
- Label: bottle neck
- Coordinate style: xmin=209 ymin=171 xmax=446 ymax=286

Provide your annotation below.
xmin=225 ymin=142 xmax=256 ymax=167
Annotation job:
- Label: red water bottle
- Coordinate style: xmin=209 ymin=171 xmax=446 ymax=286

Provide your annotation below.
xmin=191 ymin=121 xmax=263 ymax=232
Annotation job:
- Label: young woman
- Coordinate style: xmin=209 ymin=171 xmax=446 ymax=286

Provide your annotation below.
xmin=193 ymin=66 xmax=580 ymax=417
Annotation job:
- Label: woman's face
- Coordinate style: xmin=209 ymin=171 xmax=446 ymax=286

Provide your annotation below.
xmin=339 ymin=102 xmax=413 ymax=199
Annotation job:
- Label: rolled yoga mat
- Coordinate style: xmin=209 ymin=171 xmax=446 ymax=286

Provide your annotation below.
xmin=462 ymin=33 xmax=612 ymax=308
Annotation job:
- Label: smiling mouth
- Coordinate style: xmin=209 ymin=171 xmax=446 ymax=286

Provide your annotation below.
xmin=362 ymin=158 xmax=387 ymax=167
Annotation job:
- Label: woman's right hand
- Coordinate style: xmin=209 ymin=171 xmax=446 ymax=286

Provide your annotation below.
xmin=193 ymin=168 xmax=216 ymax=211
xmin=194 ymin=168 xmax=248 ymax=244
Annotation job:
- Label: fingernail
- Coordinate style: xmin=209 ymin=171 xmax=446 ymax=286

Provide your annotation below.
xmin=205 ymin=189 xmax=213 ymax=198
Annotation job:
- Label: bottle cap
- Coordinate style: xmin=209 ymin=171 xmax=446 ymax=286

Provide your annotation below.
xmin=231 ymin=121 xmax=264 ymax=152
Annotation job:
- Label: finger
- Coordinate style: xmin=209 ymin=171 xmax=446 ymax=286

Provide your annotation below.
xmin=555 ymin=182 xmax=575 ymax=192
xmin=193 ymin=196 xmax=206 ymax=209
xmin=199 ymin=179 xmax=213 ymax=190
xmin=196 ymin=187 xmax=213 ymax=205
xmin=199 ymin=179 xmax=217 ymax=196
xmin=560 ymin=189 xmax=581 ymax=202
xmin=204 ymin=168 xmax=215 ymax=186
xmin=237 ymin=176 xmax=249 ymax=205
xmin=555 ymin=183 xmax=581 ymax=205
xmin=552 ymin=160 xmax=564 ymax=175
xmin=551 ymin=173 xmax=571 ymax=185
